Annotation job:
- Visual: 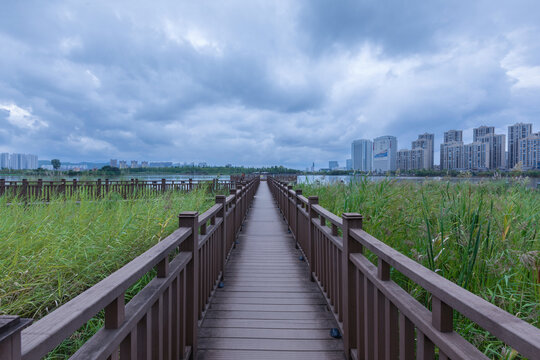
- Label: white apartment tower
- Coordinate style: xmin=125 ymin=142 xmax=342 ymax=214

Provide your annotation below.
xmin=351 ymin=139 xmax=372 ymax=172
xmin=373 ymin=136 xmax=397 ymax=172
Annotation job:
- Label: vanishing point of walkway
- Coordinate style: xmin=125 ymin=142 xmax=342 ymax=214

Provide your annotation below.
xmin=198 ymin=181 xmax=345 ymax=359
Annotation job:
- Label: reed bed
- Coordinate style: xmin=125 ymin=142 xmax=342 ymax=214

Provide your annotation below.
xmin=299 ymin=177 xmax=539 ymax=359
xmin=0 ymin=189 xmax=215 ymax=358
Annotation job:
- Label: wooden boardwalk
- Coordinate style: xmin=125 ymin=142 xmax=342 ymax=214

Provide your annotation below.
xmin=198 ymin=181 xmax=345 ymax=359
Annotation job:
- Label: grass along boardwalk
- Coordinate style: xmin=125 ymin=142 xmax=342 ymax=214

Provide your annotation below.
xmin=198 ymin=181 xmax=344 ymax=359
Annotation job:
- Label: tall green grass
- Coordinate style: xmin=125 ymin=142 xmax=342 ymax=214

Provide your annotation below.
xmin=299 ymin=177 xmax=539 ymax=358
xmin=0 ymin=189 xmax=215 ymax=358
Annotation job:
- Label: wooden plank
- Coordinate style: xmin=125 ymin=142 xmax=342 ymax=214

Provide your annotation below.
xmin=197 ymin=349 xmax=345 ymax=360
xmin=199 ymin=328 xmax=334 ymax=339
xmin=198 ymin=338 xmax=343 ymax=351
xmin=210 ymin=297 xmax=327 ymax=305
xmin=204 ymin=310 xmax=334 ymax=320
xmin=209 ymin=303 xmax=328 ymax=312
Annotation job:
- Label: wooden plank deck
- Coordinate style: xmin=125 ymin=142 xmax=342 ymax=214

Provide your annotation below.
xmin=198 ymin=181 xmax=345 ymax=359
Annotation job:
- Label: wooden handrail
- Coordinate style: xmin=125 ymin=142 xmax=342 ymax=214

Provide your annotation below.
xmin=267 ymin=176 xmax=540 ymax=360
xmin=350 ymin=228 xmax=540 ymax=358
xmin=20 ymin=227 xmax=191 ymax=359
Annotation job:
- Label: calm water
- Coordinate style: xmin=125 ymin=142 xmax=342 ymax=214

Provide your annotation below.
xmin=297 ymin=175 xmax=539 ymax=188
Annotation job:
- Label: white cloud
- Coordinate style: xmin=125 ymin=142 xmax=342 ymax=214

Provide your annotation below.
xmin=0 ymin=103 xmax=48 ymax=130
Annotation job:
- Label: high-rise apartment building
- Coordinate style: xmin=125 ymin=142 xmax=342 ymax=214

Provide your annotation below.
xmin=519 ymin=132 xmax=540 ymax=170
xmin=345 ymin=159 xmax=352 ymax=170
xmin=351 ymin=139 xmax=372 ymax=172
xmin=329 ymin=161 xmax=339 ymax=170
xmin=373 ymin=136 xmax=397 ymax=172
xmin=477 ymin=133 xmax=506 ymax=169
xmin=473 ymin=126 xmax=495 ymax=142
xmin=444 ymin=130 xmax=463 ymax=143
xmin=411 ymin=133 xmax=434 ymax=169
xmin=463 ymin=142 xmax=490 ymax=170
xmin=508 ymin=123 xmax=532 ymax=169
xmin=397 ymin=148 xmax=427 ymax=171
xmin=131 ymin=160 xmax=139 ymax=168
xmin=110 ymin=159 xmax=118 ymax=167
xmin=1 ymin=153 xmax=9 ymax=169
xmin=441 ymin=130 xmax=464 ymax=170
xmin=3 ymin=153 xmax=38 ymax=169
xmin=119 ymin=160 xmax=128 ymax=169
xmin=440 ymin=142 xmax=464 ymax=170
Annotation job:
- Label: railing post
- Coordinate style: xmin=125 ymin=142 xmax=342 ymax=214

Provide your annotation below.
xmin=97 ymin=179 xmax=102 ymax=198
xmin=286 ymin=185 xmax=293 ymax=226
xmin=294 ymin=189 xmax=302 ymax=243
xmin=61 ymin=179 xmax=66 ymax=197
xmin=307 ymin=196 xmax=318 ymax=281
xmin=0 ymin=316 xmax=32 ymax=360
xmin=216 ymin=195 xmax=227 ymax=280
xmin=22 ymin=179 xmax=28 ymax=201
xmin=0 ymin=179 xmax=4 ymax=197
xmin=162 ymin=178 xmax=166 ymax=193
xmin=178 ymin=211 xmax=199 ymax=357
xmin=37 ymin=179 xmax=43 ymax=200
xmin=342 ymin=213 xmax=363 ymax=359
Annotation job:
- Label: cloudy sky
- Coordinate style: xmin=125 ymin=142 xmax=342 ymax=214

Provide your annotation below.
xmin=1 ymin=1 xmax=539 ymax=168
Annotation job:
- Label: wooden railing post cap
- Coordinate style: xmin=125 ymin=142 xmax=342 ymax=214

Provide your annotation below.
xmin=215 ymin=195 xmax=226 ymax=202
xmin=342 ymin=213 xmax=362 ymax=220
xmin=295 ymin=189 xmax=302 ymax=194
xmin=0 ymin=315 xmax=32 ymax=343
xmin=230 ymin=189 xmax=236 ymax=195
xmin=308 ymin=196 xmax=318 ymax=204
xmin=179 ymin=211 xmax=198 ymax=218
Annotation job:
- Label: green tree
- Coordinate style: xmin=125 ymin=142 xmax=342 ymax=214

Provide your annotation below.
xmin=51 ymin=159 xmax=61 ymax=170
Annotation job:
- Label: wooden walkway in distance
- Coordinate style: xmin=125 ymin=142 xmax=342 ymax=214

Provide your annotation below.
xmin=198 ymin=181 xmax=345 ymax=359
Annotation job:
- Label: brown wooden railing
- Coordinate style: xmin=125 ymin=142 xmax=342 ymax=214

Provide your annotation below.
xmin=268 ymin=177 xmax=540 ymax=360
xmin=0 ymin=178 xmax=259 ymax=360
xmin=0 ymin=178 xmax=235 ymax=202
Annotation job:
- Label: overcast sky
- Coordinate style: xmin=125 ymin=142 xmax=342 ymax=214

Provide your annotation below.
xmin=1 ymin=1 xmax=539 ymax=168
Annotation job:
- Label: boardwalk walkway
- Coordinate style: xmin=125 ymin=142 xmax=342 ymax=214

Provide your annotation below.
xmin=198 ymin=181 xmax=345 ymax=359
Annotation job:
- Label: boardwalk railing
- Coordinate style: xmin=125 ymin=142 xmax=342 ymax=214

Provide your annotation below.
xmin=268 ymin=177 xmax=540 ymax=360
xmin=0 ymin=178 xmax=235 ymax=202
xmin=0 ymin=178 xmax=259 ymax=360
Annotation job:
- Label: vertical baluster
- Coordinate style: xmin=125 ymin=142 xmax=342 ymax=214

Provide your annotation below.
xmin=356 ymin=269 xmax=365 ymax=358
xmin=137 ymin=312 xmax=151 ymax=359
xmin=120 ymin=329 xmax=137 ymax=360
xmin=308 ymin=196 xmax=319 ymax=281
xmin=417 ymin=330 xmax=435 ymax=360
xmin=163 ymin=287 xmax=171 ymax=360
xmin=151 ymin=296 xmax=163 ymax=360
xmin=385 ymin=298 xmax=399 ymax=360
xmin=364 ymin=279 xmax=375 ymax=360
xmin=171 ymin=275 xmax=179 ymax=360
xmin=399 ymin=313 xmax=415 ymax=360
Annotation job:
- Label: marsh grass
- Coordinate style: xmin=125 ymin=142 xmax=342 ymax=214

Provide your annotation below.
xmin=0 ymin=188 xmax=215 ymax=358
xmin=299 ymin=176 xmax=539 ymax=358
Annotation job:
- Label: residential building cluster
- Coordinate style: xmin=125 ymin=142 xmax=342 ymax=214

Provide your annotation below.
xmin=0 ymin=153 xmax=38 ymax=170
xmin=110 ymin=159 xmax=211 ymax=169
xmin=348 ymin=122 xmax=539 ymax=173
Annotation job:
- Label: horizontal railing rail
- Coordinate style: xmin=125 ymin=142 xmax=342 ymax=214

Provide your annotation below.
xmin=268 ymin=176 xmax=540 ymax=360
xmin=0 ymin=177 xmax=259 ymax=359
xmin=0 ymin=178 xmax=236 ymax=202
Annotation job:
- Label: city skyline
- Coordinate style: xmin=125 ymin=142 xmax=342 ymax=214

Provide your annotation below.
xmin=1 ymin=2 xmax=540 ymax=168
